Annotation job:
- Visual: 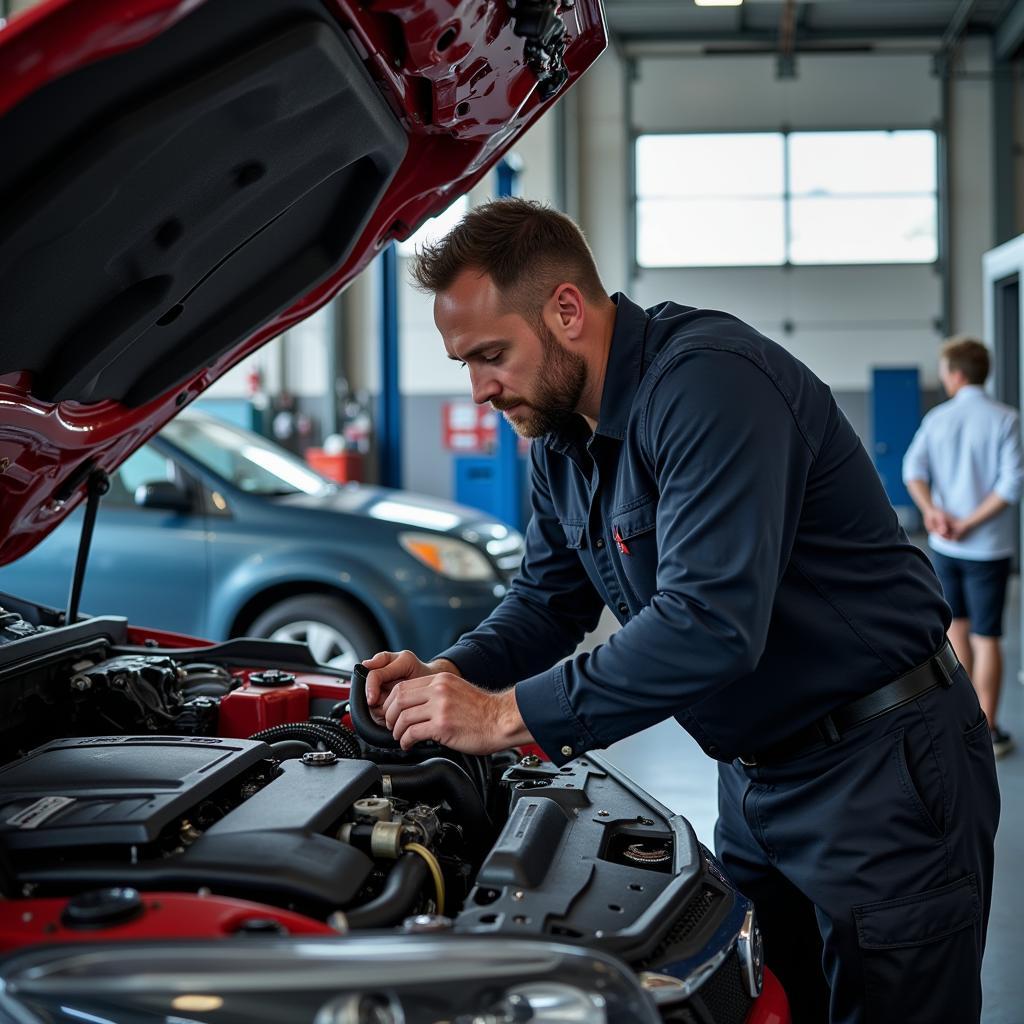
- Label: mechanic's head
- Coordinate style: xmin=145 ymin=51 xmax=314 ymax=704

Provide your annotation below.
xmin=412 ymin=198 xmax=614 ymax=438
xmin=940 ymin=336 xmax=990 ymax=396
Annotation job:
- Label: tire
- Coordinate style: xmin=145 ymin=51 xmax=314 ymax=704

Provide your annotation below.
xmin=247 ymin=594 xmax=384 ymax=672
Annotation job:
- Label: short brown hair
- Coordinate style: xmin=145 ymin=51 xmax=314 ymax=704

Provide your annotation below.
xmin=410 ymin=198 xmax=607 ymax=325
xmin=941 ymin=336 xmax=990 ymax=385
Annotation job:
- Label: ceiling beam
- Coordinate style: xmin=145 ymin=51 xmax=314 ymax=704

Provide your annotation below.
xmin=995 ymin=0 xmax=1024 ymax=59
xmin=940 ymin=0 xmax=980 ymax=53
xmin=614 ymin=28 xmax=989 ymax=49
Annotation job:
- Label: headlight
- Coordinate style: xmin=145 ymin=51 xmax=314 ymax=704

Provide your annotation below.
xmin=0 ymin=936 xmax=661 ymax=1024
xmin=399 ymin=532 xmax=496 ymax=581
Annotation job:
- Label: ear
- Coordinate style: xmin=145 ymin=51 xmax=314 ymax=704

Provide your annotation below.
xmin=546 ymin=283 xmax=586 ymax=341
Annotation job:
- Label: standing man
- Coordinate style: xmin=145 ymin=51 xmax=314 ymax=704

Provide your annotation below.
xmin=364 ymin=199 xmax=999 ymax=1023
xmin=904 ymin=336 xmax=1024 ymax=758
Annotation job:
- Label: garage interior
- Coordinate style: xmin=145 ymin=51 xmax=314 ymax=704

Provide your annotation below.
xmin=3 ymin=0 xmax=1024 ymax=1020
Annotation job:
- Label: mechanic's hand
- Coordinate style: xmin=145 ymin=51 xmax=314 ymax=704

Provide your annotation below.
xmin=382 ymin=674 xmax=530 ymax=754
xmin=361 ymin=650 xmax=434 ymax=724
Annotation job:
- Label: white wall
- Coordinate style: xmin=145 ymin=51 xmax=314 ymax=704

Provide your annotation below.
xmin=577 ymin=42 xmax=631 ymax=291
xmin=398 ymin=108 xmax=562 ymax=396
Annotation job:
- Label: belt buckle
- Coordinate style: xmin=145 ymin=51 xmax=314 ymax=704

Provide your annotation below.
xmin=738 ymin=754 xmax=758 ymax=767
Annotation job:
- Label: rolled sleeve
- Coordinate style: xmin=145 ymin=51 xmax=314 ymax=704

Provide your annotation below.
xmin=994 ymin=415 xmax=1024 ymax=503
xmin=902 ymin=420 xmax=932 ymax=485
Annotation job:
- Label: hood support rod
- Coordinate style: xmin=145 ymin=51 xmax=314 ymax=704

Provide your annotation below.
xmin=65 ymin=470 xmax=110 ymax=625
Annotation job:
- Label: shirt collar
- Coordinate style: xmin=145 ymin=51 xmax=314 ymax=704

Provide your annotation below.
xmin=954 ymin=385 xmax=986 ymax=401
xmin=544 ymin=292 xmax=648 ymax=452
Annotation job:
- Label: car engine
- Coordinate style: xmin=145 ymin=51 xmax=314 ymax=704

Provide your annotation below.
xmin=0 ymin=598 xmax=763 ymax=1024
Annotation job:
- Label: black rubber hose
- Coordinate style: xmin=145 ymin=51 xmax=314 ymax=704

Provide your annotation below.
xmin=461 ymin=752 xmax=490 ymax=804
xmin=348 ymin=664 xmax=401 ymax=748
xmin=269 ymin=739 xmax=314 ymax=760
xmin=248 ymin=723 xmax=360 ymax=759
xmin=344 ymin=853 xmax=430 ymax=929
xmin=307 ymin=715 xmax=362 ymax=751
xmin=384 ymin=758 xmax=492 ymax=860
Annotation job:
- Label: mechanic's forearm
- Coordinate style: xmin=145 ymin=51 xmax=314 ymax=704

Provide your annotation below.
xmin=427 ymin=657 xmax=462 ymax=677
xmin=497 ymin=687 xmax=534 ymax=746
xmin=906 ymin=478 xmax=935 ymax=513
xmin=961 ymin=491 xmax=1010 ymax=531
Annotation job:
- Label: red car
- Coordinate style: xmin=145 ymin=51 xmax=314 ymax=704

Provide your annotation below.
xmin=0 ymin=2 xmax=788 ymax=1022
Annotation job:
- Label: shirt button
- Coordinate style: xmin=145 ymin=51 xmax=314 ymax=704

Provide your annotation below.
xmin=561 ymin=745 xmax=573 ymax=757
xmin=595 ymin=537 xmax=605 ymax=549
xmin=618 ymin=602 xmax=629 ymax=616
xmin=707 ymin=745 xmax=720 ymax=757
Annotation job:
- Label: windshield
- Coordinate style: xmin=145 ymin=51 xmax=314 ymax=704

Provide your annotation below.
xmin=161 ymin=414 xmax=333 ymax=497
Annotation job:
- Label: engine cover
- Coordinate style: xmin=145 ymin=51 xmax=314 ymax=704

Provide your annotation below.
xmin=0 ymin=735 xmax=269 ymax=850
xmin=0 ymin=736 xmax=383 ymax=913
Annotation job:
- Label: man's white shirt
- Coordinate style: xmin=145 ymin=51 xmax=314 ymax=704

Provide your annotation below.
xmin=903 ymin=385 xmax=1024 ymax=560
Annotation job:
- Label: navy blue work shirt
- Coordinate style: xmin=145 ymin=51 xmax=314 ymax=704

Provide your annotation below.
xmin=434 ymin=294 xmax=950 ymax=764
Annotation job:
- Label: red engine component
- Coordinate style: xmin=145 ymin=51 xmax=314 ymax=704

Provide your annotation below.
xmin=747 ymin=968 xmax=791 ymax=1024
xmin=0 ymin=892 xmax=335 ymax=952
xmin=218 ymin=672 xmax=359 ymax=737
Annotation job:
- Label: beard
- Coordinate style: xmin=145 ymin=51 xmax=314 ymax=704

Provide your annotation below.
xmin=491 ymin=324 xmax=588 ymax=439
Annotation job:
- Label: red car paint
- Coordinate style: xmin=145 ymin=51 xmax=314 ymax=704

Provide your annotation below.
xmin=0 ymin=892 xmax=336 ymax=953
xmin=748 ymin=968 xmax=790 ymax=1024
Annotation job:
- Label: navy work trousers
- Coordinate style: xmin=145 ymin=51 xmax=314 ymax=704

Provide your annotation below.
xmin=715 ymin=667 xmax=999 ymax=1024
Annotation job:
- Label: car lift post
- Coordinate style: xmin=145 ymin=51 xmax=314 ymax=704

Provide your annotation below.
xmin=379 ymin=242 xmax=402 ymax=489
xmin=494 ymin=156 xmax=524 ymax=530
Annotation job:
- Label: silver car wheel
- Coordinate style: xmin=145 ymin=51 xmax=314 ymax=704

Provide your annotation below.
xmin=268 ymin=619 xmax=360 ymax=672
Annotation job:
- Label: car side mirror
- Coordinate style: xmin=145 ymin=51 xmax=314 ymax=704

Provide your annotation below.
xmin=134 ymin=481 xmax=192 ymax=513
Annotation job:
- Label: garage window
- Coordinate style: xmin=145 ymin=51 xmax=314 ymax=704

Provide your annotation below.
xmin=635 ymin=129 xmax=938 ymax=268
xmin=636 ymin=133 xmax=786 ymax=268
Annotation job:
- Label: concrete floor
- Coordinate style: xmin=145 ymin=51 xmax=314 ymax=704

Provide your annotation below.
xmin=581 ymin=577 xmax=1024 ymax=1023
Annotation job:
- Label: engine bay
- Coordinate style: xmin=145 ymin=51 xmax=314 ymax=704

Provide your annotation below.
xmin=0 ymin=595 xmax=758 ymax=1022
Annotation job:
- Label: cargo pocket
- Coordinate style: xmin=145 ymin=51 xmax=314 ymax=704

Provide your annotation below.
xmin=855 ymin=875 xmax=982 ymax=1024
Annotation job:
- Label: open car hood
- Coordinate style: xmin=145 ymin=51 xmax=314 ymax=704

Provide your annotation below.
xmin=0 ymin=0 xmax=606 ymax=565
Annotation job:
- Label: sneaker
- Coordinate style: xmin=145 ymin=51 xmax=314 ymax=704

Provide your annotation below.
xmin=991 ymin=727 xmax=1015 ymax=759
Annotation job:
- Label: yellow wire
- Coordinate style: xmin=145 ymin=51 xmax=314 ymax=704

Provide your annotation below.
xmin=404 ymin=841 xmax=445 ymax=916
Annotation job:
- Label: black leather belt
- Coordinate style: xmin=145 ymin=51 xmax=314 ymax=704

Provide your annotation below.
xmin=739 ymin=641 xmax=960 ymax=767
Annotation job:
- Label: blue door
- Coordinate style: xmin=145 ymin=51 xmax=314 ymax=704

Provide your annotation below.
xmin=871 ymin=367 xmax=921 ymax=511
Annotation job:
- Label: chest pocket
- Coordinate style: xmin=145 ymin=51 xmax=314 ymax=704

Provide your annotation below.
xmin=559 ymin=520 xmax=586 ymax=550
xmin=610 ymin=500 xmax=657 ymax=604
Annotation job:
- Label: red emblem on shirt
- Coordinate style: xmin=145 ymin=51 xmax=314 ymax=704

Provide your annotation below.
xmin=614 ymin=526 xmax=630 ymax=555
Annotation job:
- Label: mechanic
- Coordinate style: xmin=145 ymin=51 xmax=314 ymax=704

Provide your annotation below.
xmin=363 ymin=198 xmax=999 ymax=1024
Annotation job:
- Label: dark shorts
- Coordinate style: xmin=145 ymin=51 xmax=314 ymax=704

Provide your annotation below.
xmin=929 ymin=549 xmax=1011 ymax=638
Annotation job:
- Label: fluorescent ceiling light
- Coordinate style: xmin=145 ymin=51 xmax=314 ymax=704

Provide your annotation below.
xmin=695 ymin=0 xmax=743 ymax=6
